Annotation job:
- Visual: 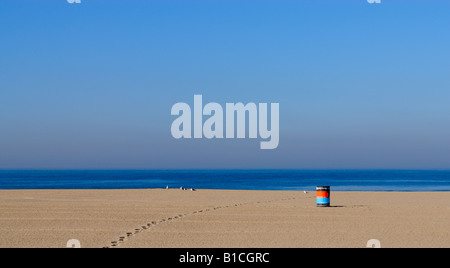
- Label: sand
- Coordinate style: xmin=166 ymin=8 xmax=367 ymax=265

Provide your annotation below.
xmin=0 ymin=189 xmax=448 ymax=248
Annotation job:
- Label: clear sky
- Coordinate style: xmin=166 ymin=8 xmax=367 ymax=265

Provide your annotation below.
xmin=1 ymin=0 xmax=449 ymax=169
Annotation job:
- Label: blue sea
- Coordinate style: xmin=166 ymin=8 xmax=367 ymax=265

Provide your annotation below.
xmin=0 ymin=170 xmax=450 ymax=191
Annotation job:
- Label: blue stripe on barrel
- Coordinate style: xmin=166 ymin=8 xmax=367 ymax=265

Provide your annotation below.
xmin=316 ymin=198 xmax=330 ymax=204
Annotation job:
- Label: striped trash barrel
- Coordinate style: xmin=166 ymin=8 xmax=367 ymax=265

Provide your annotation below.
xmin=316 ymin=186 xmax=330 ymax=207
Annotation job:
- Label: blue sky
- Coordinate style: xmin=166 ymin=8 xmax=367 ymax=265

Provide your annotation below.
xmin=1 ymin=0 xmax=450 ymax=169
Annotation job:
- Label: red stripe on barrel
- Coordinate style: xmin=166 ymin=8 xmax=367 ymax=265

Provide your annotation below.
xmin=316 ymin=191 xmax=329 ymax=198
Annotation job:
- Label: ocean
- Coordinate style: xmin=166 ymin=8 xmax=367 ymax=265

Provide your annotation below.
xmin=0 ymin=170 xmax=450 ymax=191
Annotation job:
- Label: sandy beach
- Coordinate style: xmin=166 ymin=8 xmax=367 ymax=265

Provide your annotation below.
xmin=0 ymin=189 xmax=448 ymax=248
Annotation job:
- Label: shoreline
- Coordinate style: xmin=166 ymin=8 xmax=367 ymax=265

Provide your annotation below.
xmin=0 ymin=189 xmax=449 ymax=248
xmin=2 ymin=170 xmax=450 ymax=192
xmin=1 ymin=187 xmax=450 ymax=192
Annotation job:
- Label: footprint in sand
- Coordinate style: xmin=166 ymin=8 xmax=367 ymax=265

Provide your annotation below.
xmin=110 ymin=199 xmax=287 ymax=248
